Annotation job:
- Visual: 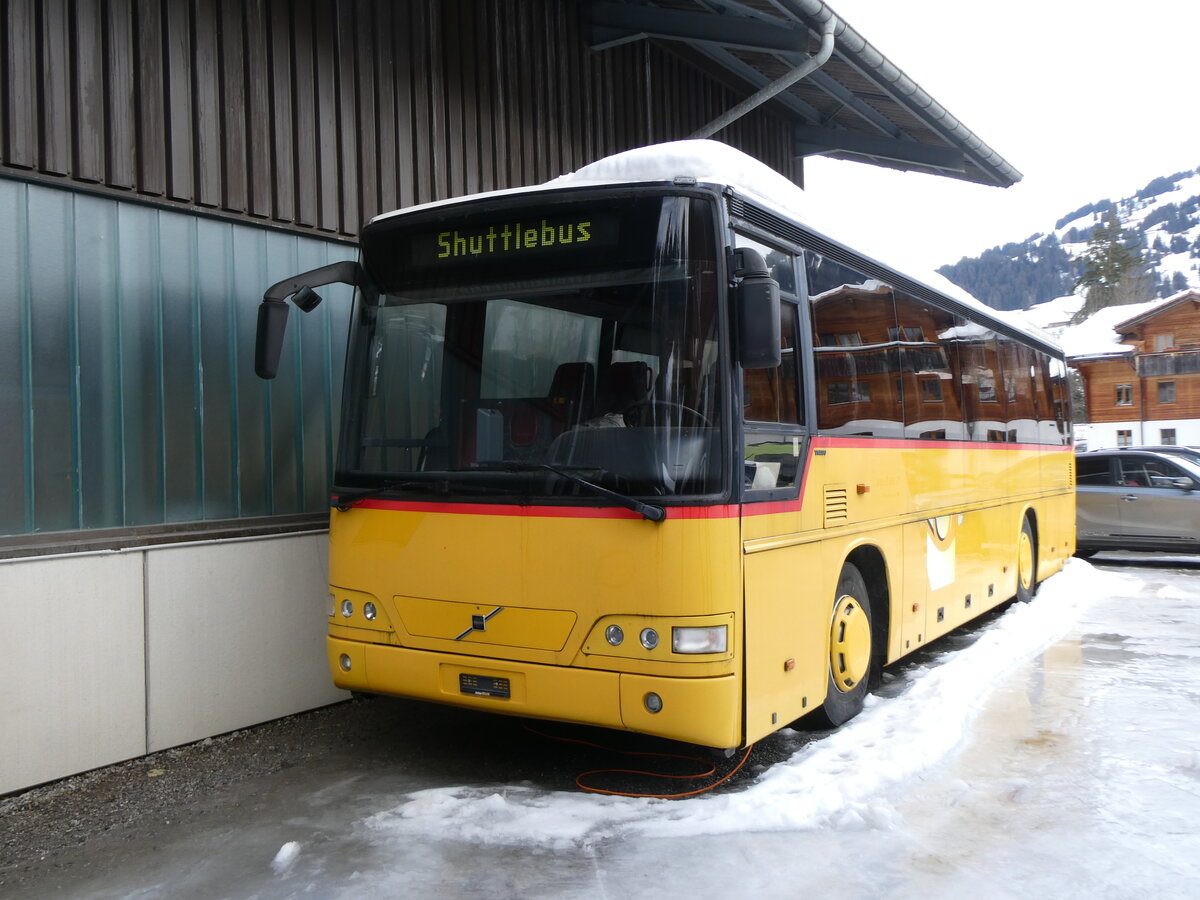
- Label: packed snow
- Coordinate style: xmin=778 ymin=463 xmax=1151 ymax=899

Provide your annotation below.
xmin=270 ymin=840 xmax=301 ymax=874
xmin=359 ymin=559 xmax=1123 ymax=851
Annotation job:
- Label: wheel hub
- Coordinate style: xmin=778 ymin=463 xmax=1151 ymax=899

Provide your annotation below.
xmin=1018 ymin=529 xmax=1034 ymax=591
xmin=829 ymin=594 xmax=871 ymax=693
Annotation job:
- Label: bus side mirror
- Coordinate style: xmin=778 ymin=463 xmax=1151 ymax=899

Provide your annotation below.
xmin=253 ymin=260 xmax=367 ymax=380
xmin=733 ymin=247 xmax=781 ymax=369
xmin=255 ymin=300 xmax=290 ymax=379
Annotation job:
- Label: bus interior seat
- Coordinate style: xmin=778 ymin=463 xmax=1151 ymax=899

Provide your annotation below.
xmin=598 ymin=361 xmax=653 ymax=415
xmin=419 ymin=425 xmax=448 ymax=470
xmin=547 ymin=361 xmax=595 ymax=426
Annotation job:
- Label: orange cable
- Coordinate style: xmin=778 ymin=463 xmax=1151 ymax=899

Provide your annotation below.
xmin=525 ymin=725 xmax=755 ymax=799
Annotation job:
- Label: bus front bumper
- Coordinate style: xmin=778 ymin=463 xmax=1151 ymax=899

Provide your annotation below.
xmin=328 ymin=636 xmax=742 ymax=749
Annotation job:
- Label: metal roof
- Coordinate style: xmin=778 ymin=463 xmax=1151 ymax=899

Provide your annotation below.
xmin=587 ymin=0 xmax=1022 ymax=187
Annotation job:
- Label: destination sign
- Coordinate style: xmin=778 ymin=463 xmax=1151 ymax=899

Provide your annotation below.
xmin=410 ymin=213 xmax=618 ymax=268
xmin=364 ymin=195 xmax=666 ymax=293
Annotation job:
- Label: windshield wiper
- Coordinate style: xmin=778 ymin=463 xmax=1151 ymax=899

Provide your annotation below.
xmin=336 ymin=466 xmax=666 ymax=522
xmin=333 ymin=472 xmax=536 ymax=510
xmin=332 ymin=479 xmax=439 ymax=511
xmin=532 ymin=462 xmax=666 ymax=523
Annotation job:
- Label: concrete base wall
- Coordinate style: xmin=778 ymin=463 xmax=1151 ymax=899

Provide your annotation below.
xmin=0 ymin=533 xmax=346 ymax=795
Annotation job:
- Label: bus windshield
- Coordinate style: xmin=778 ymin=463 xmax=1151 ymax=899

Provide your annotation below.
xmin=336 ymin=193 xmax=724 ymax=501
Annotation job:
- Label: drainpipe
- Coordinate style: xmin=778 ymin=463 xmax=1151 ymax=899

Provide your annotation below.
xmin=689 ymin=16 xmax=837 ymax=139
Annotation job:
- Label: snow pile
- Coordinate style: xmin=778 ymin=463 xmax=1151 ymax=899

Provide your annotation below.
xmin=1015 ymin=295 xmax=1084 ymax=334
xmin=360 ymin=559 xmax=1126 ymax=849
xmin=270 ymin=840 xmax=301 ymax=874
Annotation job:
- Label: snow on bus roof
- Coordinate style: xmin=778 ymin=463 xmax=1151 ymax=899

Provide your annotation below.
xmin=372 ymin=140 xmax=1057 ymax=350
xmin=551 ymin=141 xmax=1056 ymax=348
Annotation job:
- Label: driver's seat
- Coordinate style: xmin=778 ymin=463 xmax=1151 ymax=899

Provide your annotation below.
xmin=598 ymin=361 xmax=653 ymax=417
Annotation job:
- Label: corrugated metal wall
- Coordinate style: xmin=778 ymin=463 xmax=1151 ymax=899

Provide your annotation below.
xmin=0 ymin=0 xmax=793 ymax=540
xmin=0 ymin=179 xmax=354 ymax=538
xmin=0 ymin=0 xmax=792 ymax=236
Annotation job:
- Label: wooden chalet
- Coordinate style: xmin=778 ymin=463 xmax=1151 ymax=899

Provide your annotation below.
xmin=1071 ymin=290 xmax=1200 ymax=448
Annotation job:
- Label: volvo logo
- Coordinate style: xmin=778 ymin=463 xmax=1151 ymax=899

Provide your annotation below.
xmin=455 ymin=606 xmax=504 ymax=640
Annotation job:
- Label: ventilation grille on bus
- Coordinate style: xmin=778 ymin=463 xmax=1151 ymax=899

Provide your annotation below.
xmin=823 ymin=485 xmax=849 ymax=527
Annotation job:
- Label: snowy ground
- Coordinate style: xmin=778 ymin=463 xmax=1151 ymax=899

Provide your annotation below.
xmin=6 ymin=555 xmax=1200 ymax=899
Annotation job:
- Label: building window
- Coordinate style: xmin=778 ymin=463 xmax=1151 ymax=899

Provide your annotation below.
xmin=976 ymin=372 xmax=997 ymax=403
xmin=820 ymin=332 xmax=863 ymax=347
xmin=1115 ymin=384 xmax=1132 ymax=406
xmin=1155 ymin=333 xmax=1174 ymax=352
xmin=1117 ymin=429 xmax=1133 ymax=447
xmin=827 ymin=382 xmax=870 ymax=405
xmin=920 ymin=377 xmax=944 ymax=402
xmin=888 ymin=326 xmax=926 ymax=342
xmin=1158 ymin=381 xmax=1177 ymax=403
xmin=1161 ymin=428 xmax=1177 ymax=445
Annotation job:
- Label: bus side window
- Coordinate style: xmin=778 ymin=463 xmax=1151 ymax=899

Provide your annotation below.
xmin=1046 ymin=357 xmax=1072 ymax=445
xmin=743 ymin=301 xmax=802 ymax=492
xmin=1000 ymin=336 xmax=1040 ymax=444
xmin=808 ymin=255 xmax=903 ymax=439
xmin=893 ymin=291 xmax=965 ymax=440
xmin=955 ymin=320 xmax=1009 ymax=442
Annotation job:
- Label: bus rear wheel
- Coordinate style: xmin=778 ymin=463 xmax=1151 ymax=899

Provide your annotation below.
xmin=811 ymin=562 xmax=874 ymax=728
xmin=1016 ymin=516 xmax=1037 ymax=603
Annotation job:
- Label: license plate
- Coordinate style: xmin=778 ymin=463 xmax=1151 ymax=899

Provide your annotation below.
xmin=459 ymin=673 xmax=511 ymax=699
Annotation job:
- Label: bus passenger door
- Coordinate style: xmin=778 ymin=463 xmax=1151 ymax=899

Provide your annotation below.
xmin=739 ymin=291 xmax=819 ymax=741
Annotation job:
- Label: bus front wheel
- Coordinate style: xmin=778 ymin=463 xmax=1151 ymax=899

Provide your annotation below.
xmin=812 ymin=562 xmax=874 ymax=728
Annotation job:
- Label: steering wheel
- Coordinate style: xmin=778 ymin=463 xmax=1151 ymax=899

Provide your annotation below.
xmin=623 ymin=399 xmax=710 ymax=427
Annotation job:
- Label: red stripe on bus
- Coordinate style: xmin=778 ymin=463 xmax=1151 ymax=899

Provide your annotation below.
xmin=340 ymin=438 xmax=1068 ymax=519
xmin=812 ymin=436 xmax=1073 ymax=453
xmin=345 ymin=498 xmax=746 ymax=519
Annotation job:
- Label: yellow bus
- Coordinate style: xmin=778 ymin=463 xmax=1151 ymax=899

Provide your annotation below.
xmin=255 ymin=141 xmax=1074 ymax=751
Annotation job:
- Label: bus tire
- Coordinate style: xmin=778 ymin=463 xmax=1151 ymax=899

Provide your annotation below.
xmin=811 ymin=562 xmax=874 ymax=728
xmin=1016 ymin=516 xmax=1037 ymax=603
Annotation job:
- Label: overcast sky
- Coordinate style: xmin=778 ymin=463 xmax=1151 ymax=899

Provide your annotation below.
xmin=801 ymin=0 xmax=1200 ymax=272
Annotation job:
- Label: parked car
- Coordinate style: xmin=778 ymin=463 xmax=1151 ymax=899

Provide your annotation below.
xmin=1075 ymin=449 xmax=1200 ymax=556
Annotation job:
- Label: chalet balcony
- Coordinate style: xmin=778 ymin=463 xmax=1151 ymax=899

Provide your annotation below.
xmin=1136 ymin=351 xmax=1200 ymax=377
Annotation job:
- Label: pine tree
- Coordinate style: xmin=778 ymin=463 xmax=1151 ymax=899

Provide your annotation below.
xmin=1071 ymin=208 xmax=1154 ymax=322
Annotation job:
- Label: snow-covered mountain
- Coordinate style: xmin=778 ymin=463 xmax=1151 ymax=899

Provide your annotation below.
xmin=938 ymin=168 xmax=1200 ymax=311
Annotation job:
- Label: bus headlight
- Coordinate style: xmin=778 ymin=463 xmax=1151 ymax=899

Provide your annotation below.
xmin=340 ymin=599 xmax=354 ymax=618
xmin=672 ymin=625 xmax=727 ymax=654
